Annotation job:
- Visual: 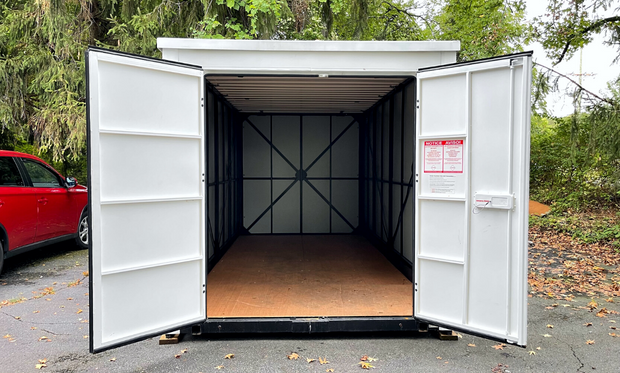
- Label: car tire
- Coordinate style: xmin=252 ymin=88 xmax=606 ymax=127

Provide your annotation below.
xmin=0 ymin=240 xmax=4 ymax=276
xmin=75 ymin=210 xmax=88 ymax=250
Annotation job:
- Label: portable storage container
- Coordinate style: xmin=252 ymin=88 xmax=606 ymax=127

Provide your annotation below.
xmin=86 ymin=39 xmax=533 ymax=353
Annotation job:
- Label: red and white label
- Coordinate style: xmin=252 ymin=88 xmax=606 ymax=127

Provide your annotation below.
xmin=424 ymin=141 xmax=443 ymax=173
xmin=424 ymin=140 xmax=464 ymax=174
xmin=443 ymin=140 xmax=463 ymax=173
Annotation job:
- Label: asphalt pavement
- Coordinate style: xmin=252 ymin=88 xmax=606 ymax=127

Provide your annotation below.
xmin=1 ymin=241 xmax=618 ymax=372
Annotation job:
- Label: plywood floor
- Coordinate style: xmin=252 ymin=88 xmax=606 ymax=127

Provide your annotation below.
xmin=206 ymin=235 xmax=413 ymax=318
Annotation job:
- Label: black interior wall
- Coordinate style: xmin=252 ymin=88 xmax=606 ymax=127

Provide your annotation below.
xmin=205 ymin=77 xmax=416 ymax=278
xmin=206 ymin=84 xmax=243 ymax=271
xmin=242 ymin=114 xmax=360 ymax=234
xmin=359 ymin=78 xmax=416 ymax=279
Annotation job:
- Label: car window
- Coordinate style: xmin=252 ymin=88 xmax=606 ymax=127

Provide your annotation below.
xmin=22 ymin=159 xmax=63 ymax=188
xmin=0 ymin=157 xmax=25 ymax=187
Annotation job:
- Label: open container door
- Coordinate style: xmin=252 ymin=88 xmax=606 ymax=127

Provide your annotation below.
xmin=414 ymin=52 xmax=532 ymax=346
xmin=87 ymin=48 xmax=206 ymax=352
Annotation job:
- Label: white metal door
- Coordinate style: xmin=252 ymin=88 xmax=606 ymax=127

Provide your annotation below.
xmin=414 ymin=53 xmax=532 ymax=346
xmin=87 ymin=48 xmax=206 ymax=352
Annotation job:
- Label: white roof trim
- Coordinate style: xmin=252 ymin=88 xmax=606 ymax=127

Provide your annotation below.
xmin=157 ymin=38 xmax=460 ymax=53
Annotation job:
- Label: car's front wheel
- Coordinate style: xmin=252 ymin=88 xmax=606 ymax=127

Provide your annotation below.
xmin=75 ymin=211 xmax=88 ymax=249
xmin=0 ymin=240 xmax=4 ymax=276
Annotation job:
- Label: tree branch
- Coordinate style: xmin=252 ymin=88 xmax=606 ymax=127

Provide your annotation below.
xmin=534 ymin=62 xmax=616 ymax=106
xmin=556 ymin=15 xmax=620 ymax=64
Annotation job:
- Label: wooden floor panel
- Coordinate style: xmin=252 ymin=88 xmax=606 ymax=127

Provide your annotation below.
xmin=206 ymin=235 xmax=413 ymax=318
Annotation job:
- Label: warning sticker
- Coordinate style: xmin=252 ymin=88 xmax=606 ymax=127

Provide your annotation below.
xmin=424 ymin=141 xmax=443 ymax=173
xmin=424 ymin=140 xmax=464 ymax=173
xmin=443 ymin=140 xmax=463 ymax=173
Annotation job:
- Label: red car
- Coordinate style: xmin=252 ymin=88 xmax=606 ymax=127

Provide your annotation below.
xmin=0 ymin=150 xmax=88 ymax=275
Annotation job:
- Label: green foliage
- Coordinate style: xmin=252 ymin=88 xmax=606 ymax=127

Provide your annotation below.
xmin=529 ymin=112 xmax=620 ymax=212
xmin=530 ymin=213 xmax=620 ymax=248
xmin=533 ymin=0 xmax=620 ymax=65
xmin=433 ymin=0 xmax=528 ymax=61
xmin=194 ymin=0 xmax=286 ymax=39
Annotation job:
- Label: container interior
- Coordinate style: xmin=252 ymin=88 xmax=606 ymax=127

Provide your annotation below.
xmin=205 ymin=75 xmax=416 ymax=318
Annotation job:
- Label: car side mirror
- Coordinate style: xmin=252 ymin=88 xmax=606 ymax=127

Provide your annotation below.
xmin=66 ymin=176 xmax=77 ymax=188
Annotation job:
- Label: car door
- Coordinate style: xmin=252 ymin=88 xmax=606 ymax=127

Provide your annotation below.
xmin=20 ymin=158 xmax=74 ymax=241
xmin=87 ymin=47 xmax=206 ymax=352
xmin=414 ymin=53 xmax=532 ymax=346
xmin=0 ymin=156 xmax=37 ymax=250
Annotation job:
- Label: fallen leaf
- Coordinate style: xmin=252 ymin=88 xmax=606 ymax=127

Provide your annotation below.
xmin=224 ymin=354 xmax=234 ymax=359
xmin=306 ymin=358 xmax=315 ymax=363
xmin=38 ymin=359 xmax=47 ymax=364
xmin=606 ymin=298 xmax=614 ymax=303
xmin=536 ymin=347 xmax=542 ymax=350
xmin=588 ymin=300 xmax=598 ymax=310
xmin=287 ymin=352 xmax=299 ymax=360
xmin=14 ymin=316 xmax=20 ymax=320
xmin=31 ymin=327 xmax=37 ymax=330
xmin=3 ymin=334 xmax=10 ymax=339
xmin=67 ymin=298 xmax=73 ymax=301
xmin=586 ymin=340 xmax=595 ymax=345
xmin=319 ymin=357 xmax=329 ymax=365
xmin=35 ymin=363 xmax=46 ymax=369
xmin=326 ymin=369 xmax=334 ymax=372
xmin=596 ymin=308 xmax=609 ymax=317
xmin=467 ymin=343 xmax=476 ymax=347
xmin=367 ymin=357 xmax=377 ymax=362
xmin=215 ymin=366 xmax=224 ymax=370
xmin=546 ymin=324 xmax=554 ymax=328
xmin=436 ymin=356 xmax=442 ymax=360
xmin=584 ymin=322 xmax=593 ymax=327
xmin=611 ymin=326 xmax=617 ymax=330
xmin=110 ymin=358 xmax=116 ymax=362
xmin=83 ymin=336 xmax=88 ymax=339
xmin=360 ymin=355 xmax=368 ymax=361
xmin=33 ymin=310 xmax=39 ymax=314
xmin=83 ymin=271 xmax=89 ymax=277
xmin=174 ymin=354 xmax=181 ymax=359
xmin=38 ymin=336 xmax=49 ymax=342
xmin=542 ymin=334 xmax=552 ymax=338
xmin=180 ymin=348 xmax=188 ymax=354
xmin=492 ymin=343 xmax=506 ymax=350
xmin=358 ymin=361 xmax=374 ymax=369
xmin=77 ymin=309 xmax=83 ymax=314
xmin=610 ymin=333 xmax=618 ymax=337
xmin=529 ymin=350 xmax=536 ymax=355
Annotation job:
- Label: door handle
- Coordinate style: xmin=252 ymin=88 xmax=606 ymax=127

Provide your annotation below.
xmin=38 ymin=198 xmax=48 ymax=205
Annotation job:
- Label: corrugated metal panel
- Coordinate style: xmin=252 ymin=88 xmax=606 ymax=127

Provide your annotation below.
xmin=207 ymin=76 xmax=406 ymax=113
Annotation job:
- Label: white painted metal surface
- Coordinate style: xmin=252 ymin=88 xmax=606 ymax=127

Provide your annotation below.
xmin=414 ymin=54 xmax=532 ymax=346
xmin=158 ymin=38 xmax=459 ymax=75
xmin=88 ymin=49 xmax=206 ymax=352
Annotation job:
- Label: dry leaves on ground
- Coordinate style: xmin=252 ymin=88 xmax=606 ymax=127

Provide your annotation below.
xmin=319 ymin=357 xmax=329 ymax=365
xmin=224 ymin=354 xmax=234 ymax=359
xmin=287 ymin=352 xmax=299 ymax=360
xmin=358 ymin=361 xmax=374 ymax=369
xmin=528 ymin=226 xmax=620 ymax=300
